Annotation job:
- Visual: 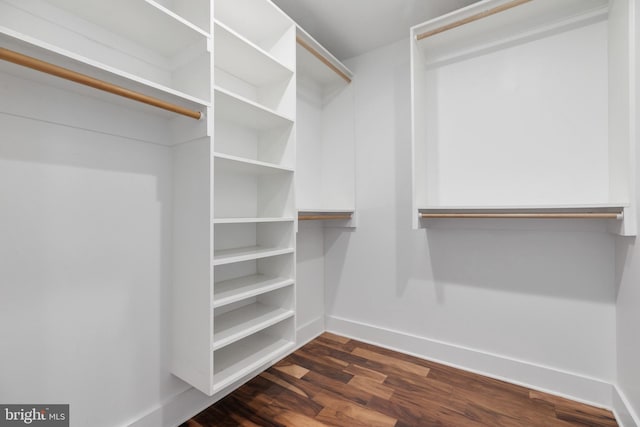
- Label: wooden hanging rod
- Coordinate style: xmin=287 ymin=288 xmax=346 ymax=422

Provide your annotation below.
xmin=420 ymin=212 xmax=623 ymax=220
xmin=416 ymin=0 xmax=533 ymax=41
xmin=299 ymin=214 xmax=353 ymax=221
xmin=0 ymin=48 xmax=203 ymax=120
xmin=296 ymin=36 xmax=352 ymax=84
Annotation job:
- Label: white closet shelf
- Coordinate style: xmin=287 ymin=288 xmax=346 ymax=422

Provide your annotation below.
xmin=214 ymin=217 xmax=295 ymax=224
xmin=213 ymin=332 xmax=294 ymax=393
xmin=42 ymin=0 xmax=209 ymax=57
xmin=215 ymin=0 xmax=292 ymax=50
xmin=214 ymin=275 xmax=294 ymax=309
xmin=0 ymin=29 xmax=210 ymax=117
xmin=213 ymin=303 xmax=294 ymax=350
xmin=214 ymin=153 xmax=294 ymax=175
xmin=413 ymin=0 xmax=608 ymax=65
xmin=214 ymin=87 xmax=294 ymax=130
xmin=298 ymin=208 xmax=355 ymax=213
xmin=215 ymin=20 xmax=293 ymax=86
xmin=213 ymin=246 xmax=294 ymax=266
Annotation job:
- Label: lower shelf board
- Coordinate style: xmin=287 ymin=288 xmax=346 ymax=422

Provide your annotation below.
xmin=213 ymin=333 xmax=294 ymax=393
xmin=213 ymin=246 xmax=294 ymax=266
xmin=214 ymin=275 xmax=294 ymax=308
xmin=213 ymin=303 xmax=294 ymax=350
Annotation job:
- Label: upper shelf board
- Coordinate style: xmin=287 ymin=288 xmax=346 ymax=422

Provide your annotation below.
xmin=418 ymin=203 xmax=628 ymax=214
xmin=412 ymin=0 xmax=609 ymax=65
xmin=215 ymin=0 xmax=293 ymax=48
xmin=214 ymin=87 xmax=294 ymax=131
xmin=39 ymin=0 xmax=210 ymax=57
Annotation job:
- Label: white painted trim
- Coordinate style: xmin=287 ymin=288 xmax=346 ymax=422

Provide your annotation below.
xmin=326 ymin=315 xmax=614 ymax=408
xmin=296 ymin=316 xmax=325 ymax=349
xmin=613 ymin=386 xmax=640 ymax=427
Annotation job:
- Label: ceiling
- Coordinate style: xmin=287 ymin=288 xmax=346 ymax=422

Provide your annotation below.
xmin=271 ymin=0 xmax=481 ymax=60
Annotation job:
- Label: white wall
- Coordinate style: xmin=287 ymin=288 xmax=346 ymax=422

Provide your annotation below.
xmin=325 ymin=38 xmax=618 ymax=404
xmin=615 ymin=1 xmax=640 ymax=423
xmin=0 ymin=77 xmax=191 ymax=426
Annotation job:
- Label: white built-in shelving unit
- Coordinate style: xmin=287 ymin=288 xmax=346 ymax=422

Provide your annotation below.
xmin=410 ymin=0 xmax=636 ymax=235
xmin=208 ymin=0 xmax=297 ymax=396
xmin=295 ymin=28 xmax=357 ymax=226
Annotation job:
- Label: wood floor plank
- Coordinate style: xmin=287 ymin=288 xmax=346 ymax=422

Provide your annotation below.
xmin=273 ymin=362 xmax=309 ymax=379
xmin=344 ymin=363 xmax=388 ymax=383
xmin=182 ymin=335 xmax=618 ymax=427
xmin=314 ymin=391 xmax=397 ymax=427
xmin=352 ymin=346 xmax=431 ymax=377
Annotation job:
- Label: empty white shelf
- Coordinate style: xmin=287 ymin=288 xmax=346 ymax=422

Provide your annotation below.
xmin=214 ymin=275 xmax=294 ymax=308
xmin=43 ymin=0 xmax=209 ymax=57
xmin=215 ymin=0 xmax=292 ymax=51
xmin=213 ymin=303 xmax=293 ymax=350
xmin=215 ymin=20 xmax=293 ymax=86
xmin=213 ymin=332 xmax=294 ymax=392
xmin=213 ymin=217 xmax=295 ymax=224
xmin=214 ymin=153 xmax=294 ymax=175
xmin=213 ymin=246 xmax=294 ymax=266
xmin=214 ymin=87 xmax=294 ymax=130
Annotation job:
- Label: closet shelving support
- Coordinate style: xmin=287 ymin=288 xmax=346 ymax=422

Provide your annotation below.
xmin=410 ymin=0 xmax=636 ymax=235
xmin=207 ymin=0 xmax=297 ymax=398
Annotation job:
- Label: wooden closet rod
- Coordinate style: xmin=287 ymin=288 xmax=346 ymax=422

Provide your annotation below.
xmin=416 ymin=0 xmax=533 ymax=41
xmin=296 ymin=36 xmax=352 ymax=84
xmin=0 ymin=48 xmax=203 ymax=120
xmin=420 ymin=212 xmax=624 ymax=220
xmin=299 ymin=214 xmax=353 ymax=221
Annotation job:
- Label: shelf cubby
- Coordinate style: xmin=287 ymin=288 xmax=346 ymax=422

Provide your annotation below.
xmin=213 ymin=286 xmax=295 ymax=350
xmin=214 ymin=253 xmax=294 ymax=306
xmin=213 ymin=222 xmax=294 ymax=266
xmin=214 ymin=0 xmax=295 ymax=69
xmin=214 ymin=20 xmax=295 ymax=117
xmin=214 ymin=166 xmax=294 ymax=219
xmin=212 ymin=319 xmax=295 ymax=392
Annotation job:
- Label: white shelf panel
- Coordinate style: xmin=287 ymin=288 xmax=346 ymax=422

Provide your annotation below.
xmin=214 ymin=275 xmax=294 ymax=308
xmin=213 ymin=332 xmax=294 ymax=392
xmin=215 ymin=20 xmax=293 ymax=86
xmin=0 ymin=28 xmax=210 ymax=115
xmin=214 ymin=153 xmax=294 ymax=175
xmin=214 ymin=87 xmax=294 ymax=130
xmin=213 ymin=303 xmax=294 ymax=350
xmin=213 ymin=246 xmax=294 ymax=266
xmin=213 ymin=218 xmax=295 ymax=224
xmin=298 ymin=208 xmax=355 ymax=214
xmin=413 ymin=0 xmax=608 ymax=65
xmin=43 ymin=0 xmax=209 ymax=57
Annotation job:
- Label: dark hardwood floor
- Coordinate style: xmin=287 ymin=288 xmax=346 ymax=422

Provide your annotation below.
xmin=182 ymin=333 xmax=618 ymax=426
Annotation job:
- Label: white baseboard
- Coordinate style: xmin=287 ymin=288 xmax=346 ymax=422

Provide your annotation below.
xmin=326 ymin=315 xmax=614 ymax=409
xmin=613 ymin=386 xmax=640 ymax=427
xmin=296 ymin=317 xmax=325 ymax=349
